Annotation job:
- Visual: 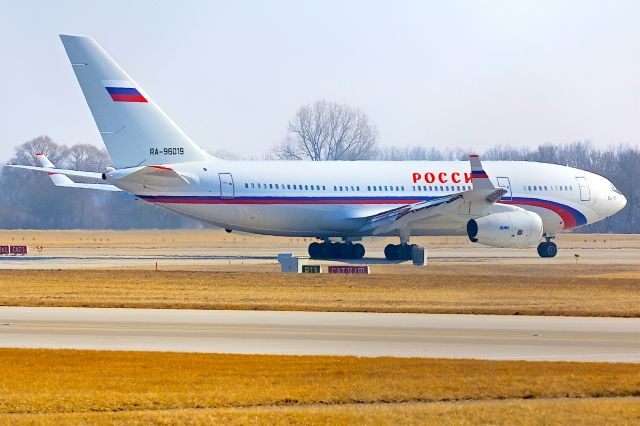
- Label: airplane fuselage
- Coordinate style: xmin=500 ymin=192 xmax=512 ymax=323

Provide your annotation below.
xmin=114 ymin=159 xmax=626 ymax=238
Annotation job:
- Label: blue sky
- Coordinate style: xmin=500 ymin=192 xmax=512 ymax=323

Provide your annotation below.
xmin=2 ymin=0 xmax=639 ymax=161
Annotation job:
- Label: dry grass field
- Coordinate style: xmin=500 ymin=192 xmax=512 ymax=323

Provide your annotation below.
xmin=1 ymin=264 xmax=639 ymax=316
xmin=1 ymin=349 xmax=639 ymax=425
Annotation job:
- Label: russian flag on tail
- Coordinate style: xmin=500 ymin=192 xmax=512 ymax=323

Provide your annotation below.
xmin=102 ymin=80 xmax=147 ymax=103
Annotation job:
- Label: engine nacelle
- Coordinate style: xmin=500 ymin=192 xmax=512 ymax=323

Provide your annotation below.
xmin=467 ymin=211 xmax=543 ymax=248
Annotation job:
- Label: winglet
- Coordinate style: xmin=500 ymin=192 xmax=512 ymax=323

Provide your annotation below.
xmin=469 ymin=154 xmax=495 ymax=190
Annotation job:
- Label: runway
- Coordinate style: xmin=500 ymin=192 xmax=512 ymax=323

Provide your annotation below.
xmin=1 ymin=307 xmax=639 ymax=362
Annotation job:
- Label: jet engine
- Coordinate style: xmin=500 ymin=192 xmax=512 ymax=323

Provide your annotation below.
xmin=467 ymin=211 xmax=543 ymax=248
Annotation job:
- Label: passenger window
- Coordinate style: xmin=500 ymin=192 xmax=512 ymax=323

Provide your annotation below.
xmin=339 ymin=186 xmax=343 ymax=191
xmin=304 ymin=185 xmax=308 ymax=190
xmin=373 ymin=186 xmax=377 ymax=191
xmin=244 ymin=183 xmax=248 ymax=189
xmin=417 ymin=186 xmax=422 ymax=191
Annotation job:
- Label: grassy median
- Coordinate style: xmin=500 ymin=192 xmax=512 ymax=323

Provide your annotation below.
xmin=1 ymin=349 xmax=640 ymax=424
xmin=1 ymin=264 xmax=640 ymax=316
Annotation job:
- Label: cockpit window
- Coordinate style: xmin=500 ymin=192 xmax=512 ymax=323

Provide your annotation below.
xmin=611 ymin=183 xmax=623 ymax=195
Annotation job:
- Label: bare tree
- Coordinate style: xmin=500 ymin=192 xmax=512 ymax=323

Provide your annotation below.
xmin=274 ymin=100 xmax=378 ymax=161
xmin=68 ymin=144 xmax=111 ymax=171
xmin=10 ymin=135 xmax=70 ymax=166
xmin=377 ymin=145 xmax=469 ymax=161
xmin=0 ymin=135 xmax=202 ymax=229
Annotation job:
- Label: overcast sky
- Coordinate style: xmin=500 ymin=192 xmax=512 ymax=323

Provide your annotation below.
xmin=2 ymin=0 xmax=639 ymax=162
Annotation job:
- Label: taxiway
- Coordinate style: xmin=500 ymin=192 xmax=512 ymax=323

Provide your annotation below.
xmin=0 ymin=307 xmax=638 ymax=362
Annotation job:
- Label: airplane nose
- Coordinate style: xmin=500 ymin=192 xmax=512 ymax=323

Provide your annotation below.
xmin=620 ymin=193 xmax=628 ymax=210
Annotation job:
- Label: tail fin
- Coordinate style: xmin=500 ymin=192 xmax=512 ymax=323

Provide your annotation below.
xmin=59 ymin=35 xmax=210 ymax=169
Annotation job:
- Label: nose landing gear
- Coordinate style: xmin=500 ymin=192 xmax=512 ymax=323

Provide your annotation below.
xmin=537 ymin=235 xmax=558 ymax=258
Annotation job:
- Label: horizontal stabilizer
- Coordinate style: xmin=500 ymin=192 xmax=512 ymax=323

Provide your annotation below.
xmin=47 ymin=180 xmax=121 ymax=191
xmin=6 ymin=164 xmax=103 ymax=179
xmin=6 ymin=154 xmax=121 ymax=192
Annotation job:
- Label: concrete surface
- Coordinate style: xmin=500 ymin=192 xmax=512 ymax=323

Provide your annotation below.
xmin=1 ymin=307 xmax=638 ymax=362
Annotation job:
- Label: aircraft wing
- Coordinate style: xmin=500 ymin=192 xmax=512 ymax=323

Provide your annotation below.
xmin=359 ymin=154 xmax=507 ymax=235
xmin=5 ymin=154 xmax=121 ymax=191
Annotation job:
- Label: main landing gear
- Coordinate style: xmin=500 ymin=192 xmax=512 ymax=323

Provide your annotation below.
xmin=537 ymin=235 xmax=558 ymax=258
xmin=308 ymin=241 xmax=365 ymax=259
xmin=384 ymin=243 xmax=418 ymax=261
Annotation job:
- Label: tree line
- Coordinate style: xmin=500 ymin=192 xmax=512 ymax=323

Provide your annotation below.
xmin=0 ymin=136 xmax=199 ymax=229
xmin=1 ymin=100 xmax=638 ymax=232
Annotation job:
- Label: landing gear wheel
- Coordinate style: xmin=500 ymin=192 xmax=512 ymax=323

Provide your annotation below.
xmin=398 ymin=244 xmax=411 ymax=260
xmin=308 ymin=241 xmax=367 ymax=260
xmin=537 ymin=242 xmax=558 ymax=258
xmin=352 ymin=243 xmax=365 ymax=259
xmin=308 ymin=242 xmax=322 ymax=258
xmin=385 ymin=244 xmax=414 ymax=261
xmin=384 ymin=244 xmax=397 ymax=260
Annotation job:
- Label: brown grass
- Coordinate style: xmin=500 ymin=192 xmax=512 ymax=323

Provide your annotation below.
xmin=1 ymin=349 xmax=640 ymax=425
xmin=1 ymin=264 xmax=640 ymax=316
xmin=4 ymin=399 xmax=640 ymax=425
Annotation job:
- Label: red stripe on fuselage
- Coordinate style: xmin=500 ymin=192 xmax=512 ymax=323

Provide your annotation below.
xmin=499 ymin=199 xmax=576 ymax=229
xmin=143 ymin=198 xmax=422 ymax=205
xmin=142 ymin=197 xmax=581 ymax=229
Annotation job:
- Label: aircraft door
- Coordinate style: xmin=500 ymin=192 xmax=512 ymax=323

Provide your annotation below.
xmin=219 ymin=173 xmax=235 ymax=199
xmin=496 ymin=177 xmax=512 ymax=201
xmin=575 ymin=177 xmax=590 ymax=202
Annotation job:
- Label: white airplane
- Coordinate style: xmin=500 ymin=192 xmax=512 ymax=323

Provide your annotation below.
xmin=8 ymin=35 xmax=627 ymax=261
